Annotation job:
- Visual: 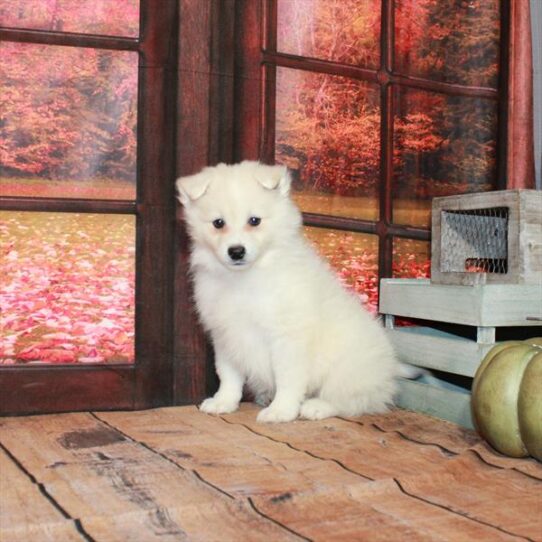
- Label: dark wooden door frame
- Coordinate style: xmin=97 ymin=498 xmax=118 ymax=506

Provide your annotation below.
xmin=0 ymin=0 xmax=177 ymax=414
xmin=172 ymin=0 xmax=237 ymax=406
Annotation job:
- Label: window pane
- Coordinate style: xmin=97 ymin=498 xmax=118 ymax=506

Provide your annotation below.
xmin=277 ymin=0 xmax=381 ymax=69
xmin=0 ymin=42 xmax=137 ymax=200
xmin=276 ymin=67 xmax=380 ymax=220
xmin=304 ymin=227 xmax=379 ymax=313
xmin=1 ymin=211 xmax=135 ymax=365
xmin=392 ymin=87 xmax=498 ymax=228
xmin=393 ymin=237 xmax=430 ymax=279
xmin=394 ymin=0 xmax=500 ymax=88
xmin=0 ymin=0 xmax=139 ymax=38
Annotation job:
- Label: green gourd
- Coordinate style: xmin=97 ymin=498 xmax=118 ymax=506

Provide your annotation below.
xmin=471 ymin=338 xmax=542 ymax=461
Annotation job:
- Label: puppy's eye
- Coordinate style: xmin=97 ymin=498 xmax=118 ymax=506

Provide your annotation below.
xmin=248 ymin=216 xmax=261 ymax=227
xmin=212 ymin=218 xmax=225 ymax=229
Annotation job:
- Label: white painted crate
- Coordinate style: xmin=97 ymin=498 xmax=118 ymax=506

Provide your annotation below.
xmin=380 ymin=278 xmax=542 ymax=428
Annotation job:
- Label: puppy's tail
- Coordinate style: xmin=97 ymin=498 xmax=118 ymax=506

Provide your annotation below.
xmin=397 ymin=363 xmax=425 ymax=379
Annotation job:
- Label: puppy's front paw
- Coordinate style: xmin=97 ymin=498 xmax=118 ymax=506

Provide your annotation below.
xmin=199 ymin=396 xmax=239 ymax=415
xmin=257 ymin=403 xmax=299 ymax=423
xmin=300 ymin=398 xmax=337 ymax=420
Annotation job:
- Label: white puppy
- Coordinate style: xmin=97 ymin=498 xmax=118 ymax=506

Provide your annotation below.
xmin=177 ymin=161 xmax=400 ymax=422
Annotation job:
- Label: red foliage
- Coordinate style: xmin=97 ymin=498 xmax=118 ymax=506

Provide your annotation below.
xmin=275 ymin=0 xmax=500 ymax=201
xmin=0 ymin=0 xmax=138 ymax=183
xmin=0 ymin=0 xmax=139 ymax=36
xmin=0 ymin=213 xmax=135 ymax=365
xmin=306 ymin=229 xmax=430 ymax=315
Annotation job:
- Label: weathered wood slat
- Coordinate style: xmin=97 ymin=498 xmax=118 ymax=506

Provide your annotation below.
xmin=93 ymin=406 xmax=542 ymax=541
xmin=397 ymin=451 xmax=542 ymax=541
xmin=359 ymin=408 xmax=482 ymax=452
xmin=252 ymin=479 xmax=524 ymax=542
xmin=470 ymin=443 xmax=542 ymax=480
xmin=78 ymin=501 xmax=302 ymax=542
xmin=0 ymin=412 xmax=301 ymax=541
xmin=2 ymin=404 xmax=541 ymax=541
xmin=358 ymin=408 xmax=542 ymax=479
xmin=356 ymin=408 xmax=542 ymax=479
xmin=396 ymin=377 xmax=474 ymax=429
xmin=0 ymin=448 xmax=84 ymax=541
xmin=379 ymin=279 xmax=542 ymax=327
xmin=385 ymin=325 xmax=495 ymax=376
xmin=0 ymin=523 xmax=85 ymax=542
xmin=97 ymin=406 xmax=367 ymax=497
xmin=222 ymin=404 xmax=455 ymax=480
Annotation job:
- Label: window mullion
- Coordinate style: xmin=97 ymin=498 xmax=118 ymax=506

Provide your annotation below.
xmin=0 ymin=27 xmax=139 ymax=51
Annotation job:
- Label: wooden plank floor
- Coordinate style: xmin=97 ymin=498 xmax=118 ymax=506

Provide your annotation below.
xmin=1 ymin=403 xmax=541 ymax=541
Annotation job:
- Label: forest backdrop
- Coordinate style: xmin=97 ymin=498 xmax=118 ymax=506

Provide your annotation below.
xmin=1 ymin=0 xmax=500 ymax=202
xmin=276 ymin=0 xmax=500 ymax=207
xmin=1 ymin=0 xmax=500 ymax=363
xmin=0 ymin=0 xmax=139 ymax=198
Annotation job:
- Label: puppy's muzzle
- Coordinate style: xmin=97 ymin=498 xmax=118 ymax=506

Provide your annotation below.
xmin=228 ymin=245 xmax=246 ymax=262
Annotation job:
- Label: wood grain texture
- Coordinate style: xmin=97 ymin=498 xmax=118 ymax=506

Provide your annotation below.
xmin=507 ymin=0 xmax=536 ymax=189
xmin=233 ymin=0 xmax=264 ymax=162
xmin=251 ymin=479 xmax=523 ymax=542
xmin=380 ymin=279 xmax=542 ymax=326
xmin=0 ymin=366 xmax=134 ymax=415
xmin=395 ymin=378 xmax=474 ymax=429
xmin=98 ymin=406 xmax=367 ymax=497
xmin=0 ymin=448 xmax=84 ymax=541
xmin=398 ymin=451 xmax=542 ymax=541
xmin=2 ymin=404 xmax=541 ymax=541
xmin=173 ymin=0 xmax=215 ymax=405
xmin=222 ymin=405 xmax=456 ymax=480
xmin=0 ymin=411 xmax=301 ymax=541
xmin=385 ymin=326 xmax=495 ymax=377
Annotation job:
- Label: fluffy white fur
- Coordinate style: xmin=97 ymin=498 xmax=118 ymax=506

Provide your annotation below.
xmin=177 ymin=161 xmax=400 ymax=423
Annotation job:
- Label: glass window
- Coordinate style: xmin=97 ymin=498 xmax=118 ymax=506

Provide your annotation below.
xmin=1 ymin=211 xmax=135 ymax=365
xmin=304 ymin=227 xmax=379 ymax=313
xmin=392 ymin=237 xmax=431 ymax=279
xmin=392 ymin=87 xmax=498 ymax=228
xmin=0 ymin=0 xmax=175 ymax=414
xmin=277 ymin=0 xmax=381 ymax=69
xmin=0 ymin=42 xmax=138 ymax=200
xmin=256 ymin=0 xmax=504 ymax=312
xmin=275 ymin=67 xmax=380 ymax=220
xmin=0 ymin=0 xmax=140 ymax=38
xmin=394 ymin=0 xmax=501 ymax=88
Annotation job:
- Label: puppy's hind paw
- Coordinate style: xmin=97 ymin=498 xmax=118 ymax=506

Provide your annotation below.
xmin=199 ymin=396 xmax=239 ymax=415
xmin=300 ymin=398 xmax=337 ymax=420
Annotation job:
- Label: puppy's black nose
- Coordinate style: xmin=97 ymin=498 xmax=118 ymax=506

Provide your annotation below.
xmin=228 ymin=245 xmax=246 ymax=261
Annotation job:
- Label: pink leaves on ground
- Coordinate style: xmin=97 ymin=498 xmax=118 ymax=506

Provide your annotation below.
xmin=0 ymin=212 xmax=135 ymax=365
xmin=307 ymin=230 xmax=430 ymax=314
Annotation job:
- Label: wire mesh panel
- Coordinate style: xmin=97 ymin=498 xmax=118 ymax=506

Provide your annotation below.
xmin=440 ymin=207 xmax=509 ymax=274
xmin=431 ymin=190 xmax=542 ymax=285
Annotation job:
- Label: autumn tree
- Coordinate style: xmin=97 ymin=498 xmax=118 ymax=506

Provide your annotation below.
xmin=276 ymin=0 xmax=382 ymax=197
xmin=275 ymin=0 xmax=501 ymax=200
xmin=0 ymin=0 xmax=138 ymax=183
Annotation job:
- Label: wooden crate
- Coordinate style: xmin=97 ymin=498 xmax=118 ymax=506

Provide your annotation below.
xmin=431 ymin=190 xmax=542 ymax=286
xmin=380 ymin=278 xmax=542 ymax=428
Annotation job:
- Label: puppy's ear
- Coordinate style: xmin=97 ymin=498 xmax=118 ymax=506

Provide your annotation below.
xmin=176 ymin=170 xmax=212 ymax=205
xmin=255 ymin=164 xmax=291 ymax=196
